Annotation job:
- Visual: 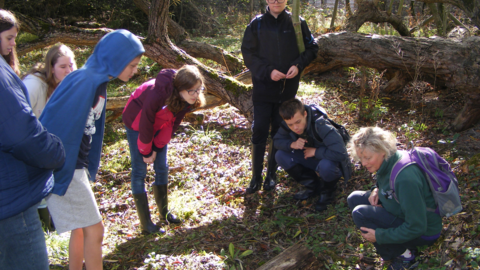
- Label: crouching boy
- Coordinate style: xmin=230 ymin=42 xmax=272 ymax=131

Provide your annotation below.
xmin=274 ymin=99 xmax=351 ymax=211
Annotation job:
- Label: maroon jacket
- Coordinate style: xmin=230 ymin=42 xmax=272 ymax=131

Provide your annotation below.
xmin=123 ymin=69 xmax=190 ymax=157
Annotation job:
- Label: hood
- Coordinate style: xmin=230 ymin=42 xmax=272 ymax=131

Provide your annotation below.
xmin=38 ymin=29 xmax=145 ymax=195
xmin=83 ymin=29 xmax=145 ymax=78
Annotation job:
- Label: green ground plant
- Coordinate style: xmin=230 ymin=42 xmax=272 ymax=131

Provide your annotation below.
xmin=15 ymin=5 xmax=480 ymax=270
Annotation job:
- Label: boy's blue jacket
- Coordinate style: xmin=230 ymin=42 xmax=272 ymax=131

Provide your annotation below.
xmin=0 ymin=56 xmax=65 ymax=220
xmin=40 ymin=29 xmax=145 ymax=196
xmin=274 ymin=105 xmax=351 ymax=182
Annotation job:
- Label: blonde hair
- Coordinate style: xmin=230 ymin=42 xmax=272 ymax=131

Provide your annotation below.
xmin=166 ymin=65 xmax=205 ymax=113
xmin=24 ymin=43 xmax=77 ymax=100
xmin=348 ymin=126 xmax=397 ymax=161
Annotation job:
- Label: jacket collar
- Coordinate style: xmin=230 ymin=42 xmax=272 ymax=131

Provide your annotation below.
xmin=376 ymin=151 xmax=401 ymax=177
xmin=304 ymin=105 xmax=313 ymax=133
xmin=265 ymin=6 xmax=289 ymax=20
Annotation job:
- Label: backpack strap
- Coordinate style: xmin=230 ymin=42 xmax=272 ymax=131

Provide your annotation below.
xmin=389 ymin=151 xmax=415 ymax=203
xmin=308 ymin=105 xmax=327 ymax=142
xmin=251 ymin=15 xmax=262 ymax=42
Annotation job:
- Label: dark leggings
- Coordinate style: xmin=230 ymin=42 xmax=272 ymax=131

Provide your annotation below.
xmin=347 ymin=190 xmax=440 ymax=260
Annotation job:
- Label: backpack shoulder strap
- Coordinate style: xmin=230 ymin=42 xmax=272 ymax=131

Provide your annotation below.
xmin=308 ymin=105 xmax=328 ymax=141
xmin=251 ymin=15 xmax=262 ymax=40
xmin=390 ymin=150 xmax=416 ymax=203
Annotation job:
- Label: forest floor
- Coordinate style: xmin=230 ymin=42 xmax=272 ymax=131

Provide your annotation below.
xmin=42 ymin=67 xmax=480 ymax=270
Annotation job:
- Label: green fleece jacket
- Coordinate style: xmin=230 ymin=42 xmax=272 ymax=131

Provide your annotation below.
xmin=375 ymin=151 xmax=443 ymax=245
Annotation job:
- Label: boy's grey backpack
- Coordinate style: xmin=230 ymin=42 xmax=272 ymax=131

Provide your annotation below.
xmin=390 ymin=144 xmax=462 ymax=217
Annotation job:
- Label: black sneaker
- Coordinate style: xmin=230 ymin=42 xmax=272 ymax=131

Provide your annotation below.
xmin=387 ymin=253 xmax=417 ymax=270
xmin=293 ymin=189 xmax=314 ymax=200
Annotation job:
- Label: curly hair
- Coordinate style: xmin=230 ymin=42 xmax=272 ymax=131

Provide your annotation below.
xmin=0 ymin=9 xmax=20 ymax=75
xmin=166 ymin=65 xmax=206 ymax=113
xmin=348 ymin=126 xmax=397 ymax=161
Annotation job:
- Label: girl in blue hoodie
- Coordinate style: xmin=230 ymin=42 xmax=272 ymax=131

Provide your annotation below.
xmin=40 ymin=29 xmax=145 ymax=270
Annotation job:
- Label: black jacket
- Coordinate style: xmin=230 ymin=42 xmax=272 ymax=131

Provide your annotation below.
xmin=241 ymin=8 xmax=319 ymax=103
xmin=273 ymin=105 xmax=351 ymax=182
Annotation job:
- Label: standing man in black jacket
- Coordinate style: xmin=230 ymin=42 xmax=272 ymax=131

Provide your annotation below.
xmin=241 ymin=0 xmax=319 ymax=194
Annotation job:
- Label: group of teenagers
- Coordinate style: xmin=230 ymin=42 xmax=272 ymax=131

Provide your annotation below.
xmin=0 ymin=1 xmax=442 ymax=270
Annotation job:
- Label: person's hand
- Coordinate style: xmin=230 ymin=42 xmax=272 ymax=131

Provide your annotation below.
xmin=290 ymin=138 xmax=307 ymax=150
xmin=143 ymin=151 xmax=157 ymax=164
xmin=360 ymin=227 xmax=376 ymax=243
xmin=285 ymin=65 xmax=299 ymax=79
xmin=271 ymin=69 xmax=286 ymax=81
xmin=303 ymin=147 xmax=316 ymax=159
xmin=368 ymin=188 xmax=381 ymax=206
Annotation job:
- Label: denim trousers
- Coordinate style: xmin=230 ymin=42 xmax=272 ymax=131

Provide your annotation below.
xmin=275 ymin=149 xmax=342 ymax=182
xmin=347 ymin=190 xmax=439 ymax=260
xmin=251 ymin=101 xmax=283 ymax=144
xmin=0 ymin=203 xmax=49 ymax=270
xmin=126 ymin=126 xmax=169 ymax=195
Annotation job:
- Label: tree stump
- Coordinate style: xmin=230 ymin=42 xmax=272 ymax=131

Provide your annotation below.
xmin=257 ymin=243 xmax=320 ymax=270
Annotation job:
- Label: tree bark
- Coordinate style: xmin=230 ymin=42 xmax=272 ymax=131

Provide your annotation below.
xmin=305 ymin=31 xmax=480 ymax=131
xmin=292 ymin=0 xmax=306 ymax=53
xmin=144 ymin=0 xmax=253 ymax=121
xmin=13 ymin=1 xmax=480 ymax=131
xmin=106 ymin=94 xmax=226 ymax=122
xmin=14 ymin=12 xmax=112 ymax=55
xmin=428 ymin=3 xmax=446 ymax=36
xmin=452 ymin=93 xmax=480 ymax=131
xmin=345 ymin=0 xmax=411 ymax=36
xmin=133 ymin=0 xmax=244 ymax=72
xmin=257 ymin=243 xmax=321 ymax=270
xmin=330 ymin=0 xmax=340 ymax=29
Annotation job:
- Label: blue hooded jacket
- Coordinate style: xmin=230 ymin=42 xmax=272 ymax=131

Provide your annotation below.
xmin=0 ymin=56 xmax=65 ymax=220
xmin=40 ymin=29 xmax=145 ymax=196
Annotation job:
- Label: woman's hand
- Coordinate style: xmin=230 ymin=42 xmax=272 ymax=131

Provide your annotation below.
xmin=360 ymin=227 xmax=376 ymax=243
xmin=143 ymin=151 xmax=157 ymax=164
xmin=368 ymin=188 xmax=381 ymax=206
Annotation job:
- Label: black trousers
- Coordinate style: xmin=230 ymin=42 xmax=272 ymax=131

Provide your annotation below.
xmin=251 ymin=101 xmax=284 ymax=144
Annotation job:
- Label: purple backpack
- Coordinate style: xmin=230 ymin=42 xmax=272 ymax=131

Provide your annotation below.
xmin=390 ymin=146 xmax=462 ymax=217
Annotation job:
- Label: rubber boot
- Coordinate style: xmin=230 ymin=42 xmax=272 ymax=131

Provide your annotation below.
xmin=314 ymin=179 xmax=338 ymax=212
xmin=153 ymin=184 xmax=181 ymax=224
xmin=284 ymin=165 xmax=321 ymax=200
xmin=263 ymin=143 xmax=277 ymax=191
xmin=133 ymin=193 xmax=165 ymax=234
xmin=38 ymin=207 xmax=55 ymax=232
xmin=245 ymin=143 xmax=266 ymax=194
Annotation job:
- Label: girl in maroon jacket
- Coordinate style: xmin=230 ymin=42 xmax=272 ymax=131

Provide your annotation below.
xmin=123 ymin=65 xmax=205 ymax=234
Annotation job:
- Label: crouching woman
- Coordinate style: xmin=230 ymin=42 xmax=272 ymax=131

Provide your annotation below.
xmin=123 ymin=65 xmax=205 ymax=234
xmin=347 ymin=127 xmax=442 ymax=270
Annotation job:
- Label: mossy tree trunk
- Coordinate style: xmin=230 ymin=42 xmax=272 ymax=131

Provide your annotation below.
xmin=133 ymin=0 xmax=244 ymax=73
xmin=141 ymin=0 xmax=255 ymax=120
xmin=292 ymin=0 xmax=305 ymax=54
xmin=12 ymin=0 xmax=480 ymax=130
xmin=305 ymin=31 xmax=480 ymax=131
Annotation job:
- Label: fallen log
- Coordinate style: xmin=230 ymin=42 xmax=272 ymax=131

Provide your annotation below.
xmin=105 ymin=94 xmax=226 ymax=122
xmin=256 ymin=243 xmax=321 ymax=270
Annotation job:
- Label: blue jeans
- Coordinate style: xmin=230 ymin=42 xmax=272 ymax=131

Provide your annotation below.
xmin=348 ymin=191 xmax=439 ymax=260
xmin=0 ymin=203 xmax=49 ymax=270
xmin=275 ymin=149 xmax=342 ymax=182
xmin=126 ymin=126 xmax=169 ymax=195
